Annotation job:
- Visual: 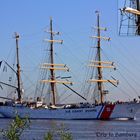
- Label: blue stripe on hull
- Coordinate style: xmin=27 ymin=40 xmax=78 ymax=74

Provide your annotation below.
xmin=97 ymin=105 xmax=104 ymax=119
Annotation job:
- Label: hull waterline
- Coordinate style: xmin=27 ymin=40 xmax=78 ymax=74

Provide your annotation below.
xmin=0 ymin=103 xmax=139 ymax=120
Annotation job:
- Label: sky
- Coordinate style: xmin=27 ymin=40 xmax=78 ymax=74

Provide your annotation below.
xmin=0 ymin=0 xmax=140 ymax=103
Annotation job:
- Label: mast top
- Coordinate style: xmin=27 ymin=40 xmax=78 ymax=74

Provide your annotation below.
xmin=14 ymin=32 xmax=19 ymax=39
xmin=50 ymin=16 xmax=52 ymax=20
xmin=95 ymin=10 xmax=99 ymax=14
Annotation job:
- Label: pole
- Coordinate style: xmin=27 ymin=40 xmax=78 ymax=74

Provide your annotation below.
xmin=15 ymin=33 xmax=21 ymax=102
xmin=49 ymin=18 xmax=56 ymax=105
xmin=96 ymin=11 xmax=103 ymax=104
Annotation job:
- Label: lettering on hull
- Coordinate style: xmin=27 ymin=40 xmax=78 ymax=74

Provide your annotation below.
xmin=65 ymin=109 xmax=97 ymax=113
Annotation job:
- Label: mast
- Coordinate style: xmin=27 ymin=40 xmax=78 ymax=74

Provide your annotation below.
xmin=136 ymin=0 xmax=140 ymax=34
xmin=96 ymin=12 xmax=103 ymax=104
xmin=15 ymin=33 xmax=22 ymax=102
xmin=49 ymin=18 xmax=56 ymax=105
xmin=137 ymin=0 xmax=140 ymax=10
xmin=41 ymin=18 xmax=72 ymax=105
xmin=119 ymin=0 xmax=140 ymax=35
xmin=89 ymin=11 xmax=118 ymax=104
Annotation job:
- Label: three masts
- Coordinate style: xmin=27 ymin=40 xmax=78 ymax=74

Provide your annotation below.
xmin=0 ymin=12 xmax=139 ymax=120
xmin=15 ymin=12 xmax=118 ymax=106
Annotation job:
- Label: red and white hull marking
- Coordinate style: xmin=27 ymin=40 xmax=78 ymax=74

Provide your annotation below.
xmin=98 ymin=104 xmax=115 ymax=119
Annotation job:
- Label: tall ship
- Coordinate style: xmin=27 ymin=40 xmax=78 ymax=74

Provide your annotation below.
xmin=0 ymin=12 xmax=140 ymax=120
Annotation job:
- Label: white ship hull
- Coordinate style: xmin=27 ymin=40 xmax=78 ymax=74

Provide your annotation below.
xmin=0 ymin=102 xmax=139 ymax=120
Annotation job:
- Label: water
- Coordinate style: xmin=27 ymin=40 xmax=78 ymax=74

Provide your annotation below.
xmin=0 ymin=112 xmax=140 ymax=140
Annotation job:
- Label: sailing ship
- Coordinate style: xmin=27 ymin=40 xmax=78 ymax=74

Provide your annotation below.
xmin=0 ymin=12 xmax=140 ymax=120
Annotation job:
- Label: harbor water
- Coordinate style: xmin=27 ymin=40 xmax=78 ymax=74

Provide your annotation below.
xmin=0 ymin=111 xmax=140 ymax=140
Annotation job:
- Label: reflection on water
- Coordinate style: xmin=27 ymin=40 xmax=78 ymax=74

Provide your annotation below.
xmin=0 ymin=111 xmax=140 ymax=140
